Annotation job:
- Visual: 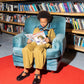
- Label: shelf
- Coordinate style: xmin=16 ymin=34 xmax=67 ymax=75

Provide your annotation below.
xmin=0 ymin=20 xmax=25 ymax=26
xmin=0 ymin=11 xmax=84 ymax=16
xmin=50 ymin=12 xmax=84 ymax=16
xmin=2 ymin=30 xmax=18 ymax=35
xmin=0 ymin=0 xmax=26 ymax=2
xmin=66 ymin=29 xmax=84 ymax=35
xmin=67 ymin=45 xmax=84 ymax=52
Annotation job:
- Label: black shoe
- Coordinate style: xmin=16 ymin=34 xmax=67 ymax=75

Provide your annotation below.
xmin=32 ymin=74 xmax=41 ymax=84
xmin=16 ymin=71 xmax=30 ymax=81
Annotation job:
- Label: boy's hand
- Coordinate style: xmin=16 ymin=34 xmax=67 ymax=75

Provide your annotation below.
xmin=27 ymin=39 xmax=32 ymax=44
xmin=45 ymin=37 xmax=50 ymax=43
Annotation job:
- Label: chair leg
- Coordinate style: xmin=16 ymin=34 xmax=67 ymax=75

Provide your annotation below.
xmin=15 ymin=66 xmax=24 ymax=69
xmin=0 ymin=44 xmax=1 ymax=47
xmin=51 ymin=71 xmax=56 ymax=73
xmin=16 ymin=66 xmax=21 ymax=68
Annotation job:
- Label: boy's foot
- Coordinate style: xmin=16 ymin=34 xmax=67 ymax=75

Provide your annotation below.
xmin=16 ymin=71 xmax=30 ymax=81
xmin=32 ymin=74 xmax=41 ymax=84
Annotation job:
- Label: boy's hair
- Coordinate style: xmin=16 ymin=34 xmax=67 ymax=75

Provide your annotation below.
xmin=37 ymin=11 xmax=53 ymax=23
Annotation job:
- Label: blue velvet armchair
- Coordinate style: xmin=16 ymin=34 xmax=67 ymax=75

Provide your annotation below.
xmin=13 ymin=16 xmax=66 ymax=71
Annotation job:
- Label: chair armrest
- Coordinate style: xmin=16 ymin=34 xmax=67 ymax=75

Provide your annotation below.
xmin=52 ymin=33 xmax=66 ymax=55
xmin=13 ymin=32 xmax=28 ymax=48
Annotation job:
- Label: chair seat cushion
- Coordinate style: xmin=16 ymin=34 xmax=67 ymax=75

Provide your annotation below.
xmin=13 ymin=47 xmax=61 ymax=59
xmin=13 ymin=47 xmax=23 ymax=57
xmin=46 ymin=48 xmax=61 ymax=59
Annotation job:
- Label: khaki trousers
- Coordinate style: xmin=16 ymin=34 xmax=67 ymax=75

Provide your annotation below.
xmin=22 ymin=42 xmax=51 ymax=69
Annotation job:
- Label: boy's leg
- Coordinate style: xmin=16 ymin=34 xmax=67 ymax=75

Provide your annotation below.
xmin=32 ymin=45 xmax=47 ymax=84
xmin=16 ymin=42 xmax=37 ymax=81
xmin=22 ymin=42 xmax=37 ymax=69
xmin=34 ymin=45 xmax=46 ymax=69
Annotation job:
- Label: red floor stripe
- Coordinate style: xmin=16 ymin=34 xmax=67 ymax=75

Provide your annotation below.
xmin=0 ymin=55 xmax=84 ymax=84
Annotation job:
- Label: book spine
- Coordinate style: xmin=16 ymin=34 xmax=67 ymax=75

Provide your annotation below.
xmin=41 ymin=3 xmax=46 ymax=11
xmin=32 ymin=4 xmax=38 ymax=11
xmin=81 ymin=19 xmax=84 ymax=29
xmin=30 ymin=4 xmax=35 ymax=11
xmin=79 ymin=3 xmax=84 ymax=12
xmin=73 ymin=3 xmax=80 ymax=12
xmin=63 ymin=3 xmax=69 ymax=12
xmin=67 ymin=2 xmax=71 ymax=12
xmin=62 ymin=3 xmax=66 ymax=12
xmin=48 ymin=3 xmax=52 ymax=12
xmin=82 ymin=38 xmax=84 ymax=47
xmin=72 ymin=18 xmax=76 ymax=30
xmin=58 ymin=3 xmax=64 ymax=12
xmin=76 ymin=19 xmax=79 ymax=30
xmin=78 ymin=37 xmax=81 ymax=46
xmin=77 ymin=3 xmax=82 ymax=13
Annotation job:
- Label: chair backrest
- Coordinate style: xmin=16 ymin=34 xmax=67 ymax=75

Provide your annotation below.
xmin=24 ymin=16 xmax=66 ymax=35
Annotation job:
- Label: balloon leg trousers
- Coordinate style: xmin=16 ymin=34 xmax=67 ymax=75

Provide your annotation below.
xmin=22 ymin=42 xmax=48 ymax=69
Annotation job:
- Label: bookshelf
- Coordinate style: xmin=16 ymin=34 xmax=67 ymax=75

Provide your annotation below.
xmin=0 ymin=20 xmax=25 ymax=26
xmin=68 ymin=45 xmax=84 ymax=52
xmin=0 ymin=11 xmax=84 ymax=16
xmin=0 ymin=0 xmax=84 ymax=52
xmin=0 ymin=0 xmax=26 ymax=2
xmin=2 ymin=30 xmax=18 ymax=35
xmin=66 ymin=29 xmax=84 ymax=35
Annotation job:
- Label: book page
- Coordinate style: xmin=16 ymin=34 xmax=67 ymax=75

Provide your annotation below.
xmin=33 ymin=31 xmax=46 ymax=45
xmin=24 ymin=34 xmax=33 ymax=41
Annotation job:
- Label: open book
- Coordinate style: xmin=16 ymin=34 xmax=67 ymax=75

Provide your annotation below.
xmin=25 ymin=31 xmax=46 ymax=45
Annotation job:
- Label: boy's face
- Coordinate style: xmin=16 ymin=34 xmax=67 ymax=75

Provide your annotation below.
xmin=40 ymin=18 xmax=48 ymax=27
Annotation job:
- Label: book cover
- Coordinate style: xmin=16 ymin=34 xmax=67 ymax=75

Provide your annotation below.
xmin=44 ymin=3 xmax=48 ymax=11
xmin=74 ymin=35 xmax=79 ymax=46
xmin=76 ymin=19 xmax=79 ymax=30
xmin=67 ymin=2 xmax=71 ymax=12
xmin=77 ymin=3 xmax=82 ymax=13
xmin=74 ymin=20 xmax=79 ymax=30
xmin=80 ymin=37 xmax=83 ymax=46
xmin=50 ymin=3 xmax=56 ymax=12
xmin=58 ymin=3 xmax=65 ymax=12
xmin=79 ymin=3 xmax=84 ymax=12
xmin=78 ymin=19 xmax=83 ymax=30
xmin=47 ymin=3 xmax=52 ymax=12
xmin=81 ymin=19 xmax=84 ymax=29
xmin=55 ymin=3 xmax=60 ymax=12
xmin=25 ymin=31 xmax=46 ymax=45
xmin=81 ymin=38 xmax=84 ymax=47
xmin=32 ymin=4 xmax=38 ymax=11
xmin=73 ymin=3 xmax=80 ymax=13
xmin=78 ymin=36 xmax=81 ymax=46
xmin=30 ymin=4 xmax=35 ymax=12
xmin=72 ymin=18 xmax=76 ymax=30
xmin=13 ymin=4 xmax=18 ymax=11
xmin=41 ymin=3 xmax=46 ymax=11
xmin=63 ymin=3 xmax=69 ymax=12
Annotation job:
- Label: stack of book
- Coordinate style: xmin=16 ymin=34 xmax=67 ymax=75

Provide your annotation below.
xmin=74 ymin=34 xmax=84 ymax=47
xmin=0 ymin=3 xmax=18 ymax=11
xmin=18 ymin=2 xmax=84 ymax=12
xmin=0 ymin=13 xmax=30 ymax=23
xmin=0 ymin=2 xmax=84 ymax=13
xmin=0 ymin=23 xmax=3 ymax=30
xmin=66 ymin=17 xmax=84 ymax=30
xmin=66 ymin=33 xmax=84 ymax=47
xmin=0 ymin=23 xmax=24 ymax=33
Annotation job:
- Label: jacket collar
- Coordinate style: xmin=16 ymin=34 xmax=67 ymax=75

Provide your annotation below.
xmin=38 ymin=23 xmax=51 ymax=29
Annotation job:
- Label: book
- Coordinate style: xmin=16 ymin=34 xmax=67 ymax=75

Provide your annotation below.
xmin=81 ymin=38 xmax=84 ymax=47
xmin=25 ymin=31 xmax=46 ymax=45
xmin=81 ymin=19 xmax=84 ymax=29
xmin=74 ymin=35 xmax=79 ymax=46
xmin=73 ymin=3 xmax=80 ymax=13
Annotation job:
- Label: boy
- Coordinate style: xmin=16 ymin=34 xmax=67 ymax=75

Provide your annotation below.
xmin=16 ymin=11 xmax=56 ymax=84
